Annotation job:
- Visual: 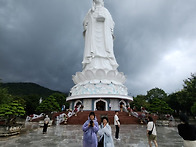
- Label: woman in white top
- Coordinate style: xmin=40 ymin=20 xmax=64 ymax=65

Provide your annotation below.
xmin=114 ymin=111 xmax=120 ymax=140
xmin=147 ymin=116 xmax=158 ymax=147
xmin=98 ymin=117 xmax=114 ymax=147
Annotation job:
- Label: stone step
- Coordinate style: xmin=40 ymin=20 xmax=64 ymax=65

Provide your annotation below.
xmin=67 ymin=111 xmax=140 ymax=125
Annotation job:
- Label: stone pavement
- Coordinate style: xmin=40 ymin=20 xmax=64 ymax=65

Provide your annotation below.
xmin=0 ymin=123 xmax=183 ymax=147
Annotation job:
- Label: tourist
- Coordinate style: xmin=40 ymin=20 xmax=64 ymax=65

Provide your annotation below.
xmin=131 ymin=109 xmax=139 ymax=118
xmin=168 ymin=114 xmax=175 ymax=127
xmin=67 ymin=109 xmax=73 ymax=118
xmin=177 ymin=113 xmax=196 ymax=147
xmin=43 ymin=115 xmax=50 ymax=134
xmin=82 ymin=112 xmax=99 ymax=147
xmin=147 ymin=116 xmax=158 ymax=147
xmin=109 ymin=103 xmax=112 ymax=110
xmin=144 ymin=113 xmax=150 ymax=124
xmin=61 ymin=105 xmax=65 ymax=111
xmin=98 ymin=117 xmax=114 ymax=147
xmin=114 ymin=111 xmax=120 ymax=140
xmin=133 ymin=106 xmax=136 ymax=111
xmin=139 ymin=112 xmax=146 ymax=124
xmin=120 ymin=104 xmax=123 ymax=112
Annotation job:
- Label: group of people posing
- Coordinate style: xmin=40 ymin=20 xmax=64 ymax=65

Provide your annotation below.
xmin=82 ymin=111 xmax=158 ymax=147
xmin=82 ymin=111 xmax=117 ymax=147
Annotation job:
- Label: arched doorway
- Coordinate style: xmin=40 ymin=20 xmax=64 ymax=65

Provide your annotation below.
xmin=96 ymin=101 xmax=105 ymax=111
xmin=73 ymin=100 xmax=82 ymax=111
xmin=74 ymin=100 xmax=82 ymax=107
xmin=119 ymin=100 xmax=126 ymax=106
xmin=94 ymin=99 xmax=108 ymax=111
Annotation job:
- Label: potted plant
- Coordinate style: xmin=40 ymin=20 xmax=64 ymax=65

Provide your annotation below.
xmin=0 ymin=100 xmax=25 ymax=136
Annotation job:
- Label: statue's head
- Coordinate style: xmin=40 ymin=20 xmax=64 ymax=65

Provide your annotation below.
xmin=92 ymin=0 xmax=104 ymax=12
xmin=93 ymin=0 xmax=104 ymax=6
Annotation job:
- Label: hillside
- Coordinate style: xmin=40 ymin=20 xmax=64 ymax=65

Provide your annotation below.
xmin=1 ymin=82 xmax=62 ymax=98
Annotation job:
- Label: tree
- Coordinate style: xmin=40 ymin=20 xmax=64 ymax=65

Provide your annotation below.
xmin=183 ymin=74 xmax=196 ymax=92
xmin=130 ymin=95 xmax=149 ymax=111
xmin=167 ymin=92 xmax=181 ymax=115
xmin=148 ymin=98 xmax=173 ymax=115
xmin=24 ymin=95 xmax=40 ymax=115
xmin=191 ymin=102 xmax=196 ymax=116
xmin=0 ymin=100 xmax=25 ymax=125
xmin=146 ymin=88 xmax=167 ymax=103
xmin=51 ymin=93 xmax=69 ymax=109
xmin=36 ymin=95 xmax=60 ymax=114
xmin=0 ymin=81 xmax=26 ymax=125
xmin=182 ymin=73 xmax=196 ymax=114
xmin=0 ymin=85 xmax=12 ymax=105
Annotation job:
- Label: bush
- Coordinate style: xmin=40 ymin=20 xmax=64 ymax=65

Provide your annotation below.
xmin=191 ymin=102 xmax=196 ymax=116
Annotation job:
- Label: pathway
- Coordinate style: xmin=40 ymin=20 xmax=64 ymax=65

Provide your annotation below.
xmin=0 ymin=123 xmax=183 ymax=147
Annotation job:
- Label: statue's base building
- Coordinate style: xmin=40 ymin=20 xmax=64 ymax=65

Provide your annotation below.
xmin=67 ymin=69 xmax=133 ymax=111
xmin=67 ymin=94 xmax=132 ymax=111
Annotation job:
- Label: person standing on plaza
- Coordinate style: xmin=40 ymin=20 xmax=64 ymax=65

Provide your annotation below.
xmin=82 ymin=112 xmax=99 ymax=147
xmin=98 ymin=117 xmax=114 ymax=147
xmin=114 ymin=111 xmax=120 ymax=140
xmin=43 ymin=115 xmax=50 ymax=134
xmin=147 ymin=116 xmax=158 ymax=147
xmin=177 ymin=113 xmax=196 ymax=147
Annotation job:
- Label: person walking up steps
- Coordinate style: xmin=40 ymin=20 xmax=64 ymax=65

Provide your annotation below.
xmin=114 ymin=111 xmax=120 ymax=140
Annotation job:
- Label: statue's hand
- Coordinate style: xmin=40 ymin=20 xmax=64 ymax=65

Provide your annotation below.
xmin=83 ymin=30 xmax=86 ymax=37
xmin=96 ymin=15 xmax=105 ymax=22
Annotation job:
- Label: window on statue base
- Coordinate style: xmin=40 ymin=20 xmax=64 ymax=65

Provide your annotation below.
xmin=96 ymin=101 xmax=105 ymax=111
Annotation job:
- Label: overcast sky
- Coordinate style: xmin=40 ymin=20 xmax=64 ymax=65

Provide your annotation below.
xmin=0 ymin=0 xmax=196 ymax=96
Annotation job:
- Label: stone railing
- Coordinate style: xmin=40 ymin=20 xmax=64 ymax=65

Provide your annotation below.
xmin=156 ymin=120 xmax=170 ymax=126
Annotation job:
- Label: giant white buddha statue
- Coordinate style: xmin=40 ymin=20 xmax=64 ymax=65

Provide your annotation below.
xmin=70 ymin=0 xmax=128 ymax=97
xmin=82 ymin=0 xmax=118 ymax=71
xmin=67 ymin=0 xmax=132 ymax=111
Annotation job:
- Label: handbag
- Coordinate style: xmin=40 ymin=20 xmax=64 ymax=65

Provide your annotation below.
xmin=98 ymin=135 xmax=104 ymax=147
xmin=148 ymin=123 xmax=154 ymax=135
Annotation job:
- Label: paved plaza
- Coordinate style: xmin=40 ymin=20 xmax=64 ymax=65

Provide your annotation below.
xmin=0 ymin=123 xmax=183 ymax=147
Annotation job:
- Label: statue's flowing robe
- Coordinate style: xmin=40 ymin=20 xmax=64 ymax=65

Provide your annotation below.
xmin=82 ymin=6 xmax=118 ymax=71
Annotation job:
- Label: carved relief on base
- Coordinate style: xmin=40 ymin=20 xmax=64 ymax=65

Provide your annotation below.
xmin=70 ymin=82 xmax=128 ymax=96
xmin=72 ymin=69 xmax=126 ymax=85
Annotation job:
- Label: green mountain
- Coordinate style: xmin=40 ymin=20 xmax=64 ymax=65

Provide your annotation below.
xmin=1 ymin=82 xmax=61 ymax=98
xmin=0 ymin=82 xmax=69 ymax=115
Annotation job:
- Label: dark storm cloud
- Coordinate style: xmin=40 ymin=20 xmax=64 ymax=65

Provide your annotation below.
xmin=0 ymin=0 xmax=86 ymax=91
xmin=0 ymin=0 xmax=196 ymax=95
xmin=107 ymin=0 xmax=196 ymax=95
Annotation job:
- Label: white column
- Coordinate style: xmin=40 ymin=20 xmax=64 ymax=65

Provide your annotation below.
xmin=83 ymin=99 xmax=92 ymax=110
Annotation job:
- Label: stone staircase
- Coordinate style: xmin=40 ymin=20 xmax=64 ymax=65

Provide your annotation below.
xmin=67 ymin=111 xmax=140 ymax=125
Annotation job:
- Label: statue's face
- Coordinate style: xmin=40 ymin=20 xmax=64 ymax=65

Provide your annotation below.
xmin=94 ymin=0 xmax=103 ymax=4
